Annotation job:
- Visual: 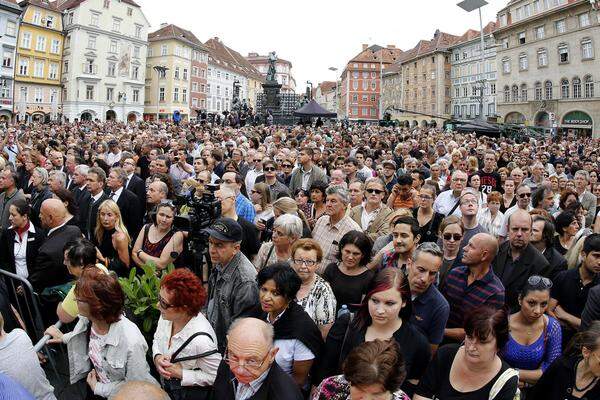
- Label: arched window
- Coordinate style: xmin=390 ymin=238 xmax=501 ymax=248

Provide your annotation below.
xmin=572 ymin=77 xmax=581 ymax=98
xmin=584 ymin=75 xmax=594 ymax=98
xmin=520 ymin=84 xmax=528 ymax=101
xmin=561 ymin=79 xmax=569 ymax=99
xmin=511 ymin=85 xmax=519 ymax=102
xmin=534 ymin=82 xmax=542 ymax=100
xmin=544 ymin=81 xmax=553 ymax=100
xmin=504 ymin=85 xmax=510 ymax=103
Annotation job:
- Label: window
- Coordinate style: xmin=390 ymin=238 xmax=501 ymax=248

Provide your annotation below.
xmin=579 ymin=13 xmax=590 ymax=28
xmin=582 ymin=39 xmax=594 ymax=60
xmin=6 ymin=21 xmax=15 ymax=36
xmin=555 ymin=19 xmax=566 ymax=34
xmin=472 ymin=86 xmax=478 ymax=96
xmin=503 ymin=86 xmax=510 ymax=102
xmin=174 ymin=67 xmax=179 ymax=79
xmin=135 ymin=25 xmax=142 ymax=39
xmin=561 ymin=79 xmax=569 ymax=98
xmin=502 ymin=58 xmax=511 ymax=73
xmin=518 ymin=32 xmax=526 ymax=45
xmin=538 ymin=48 xmax=548 ymax=67
xmin=65 ymin=35 xmax=70 ymax=48
xmin=558 ymin=44 xmax=569 ymax=63
xmin=192 ymin=82 xmax=198 ymax=92
xmin=67 ymin=13 xmax=73 ymax=25
xmin=192 ymin=98 xmax=198 ymax=107
xmin=584 ymin=75 xmax=594 ymax=98
xmin=544 ymin=81 xmax=553 ymax=100
xmin=225 ymin=87 xmax=229 ymax=97
xmin=34 ymin=88 xmax=42 ymax=103
xmin=183 ymin=68 xmax=188 ymax=80
xmin=362 ymin=71 xmax=368 ymax=79
xmin=90 ymin=13 xmax=99 ymax=27
xmin=84 ymin=59 xmax=94 ymax=74
xmin=46 ymin=16 xmax=54 ymax=28
xmin=161 ymin=45 xmax=167 ymax=56
xmin=21 ymin=33 xmax=31 ymax=49
xmin=352 ymin=80 xmax=358 ymax=90
xmin=134 ymin=46 xmax=140 ymax=59
xmin=371 ymin=81 xmax=376 ymax=90
xmin=173 ymin=87 xmax=179 ymax=102
xmin=107 ymin=62 xmax=115 ymax=76
xmin=106 ymin=87 xmax=113 ymax=101
xmin=103 ymin=0 xmax=110 ymax=8
xmin=64 ymin=60 xmax=68 ymax=73
xmin=159 ymin=87 xmax=165 ymax=101
xmin=535 ymin=82 xmax=542 ymax=100
xmin=200 ymin=84 xmax=205 ymax=93
xmin=112 ymin=19 xmax=121 ymax=32
xmin=85 ymin=85 xmax=94 ymax=100
xmin=573 ymin=77 xmax=582 ymax=98
xmin=454 ymin=87 xmax=460 ymax=97
xmin=51 ymin=39 xmax=60 ymax=54
xmin=216 ymin=85 xmax=221 ymax=96
xmin=491 ymin=83 xmax=496 ymax=94
xmin=511 ymin=85 xmax=519 ymax=102
xmin=109 ymin=40 xmax=117 ymax=53
xmin=351 ymin=94 xmax=358 ymax=102
xmin=133 ymin=89 xmax=139 ymax=103
xmin=34 ymin=61 xmax=44 ymax=77
xmin=132 ymin=66 xmax=139 ymax=80
xmin=87 ymin=35 xmax=96 ymax=49
xmin=127 ymin=7 xmax=133 ymax=16
xmin=521 ymin=84 xmax=528 ymax=101
xmin=501 ymin=38 xmax=509 ymax=49
xmin=535 ymin=26 xmax=545 ymax=40
xmin=18 ymin=58 xmax=28 ymax=75
xmin=519 ymin=54 xmax=528 ymax=70
xmin=182 ymin=89 xmax=187 ymax=103
xmin=33 ymin=11 xmax=41 ymax=25
xmin=48 ymin=63 xmax=58 ymax=79
xmin=2 ymin=52 xmax=11 ymax=67
xmin=362 ymin=107 xmax=368 ymax=116
xmin=463 ymin=87 xmax=468 ymax=97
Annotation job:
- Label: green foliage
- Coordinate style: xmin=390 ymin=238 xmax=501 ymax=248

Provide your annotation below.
xmin=118 ymin=262 xmax=174 ymax=334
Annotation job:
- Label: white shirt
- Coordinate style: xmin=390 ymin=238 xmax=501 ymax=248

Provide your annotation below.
xmin=47 ymin=221 xmax=67 ymax=237
xmin=126 ymin=174 xmax=134 ymax=189
xmin=360 ymin=203 xmax=381 ymax=231
xmin=106 ymin=151 xmax=122 ymax=167
xmin=91 ymin=191 xmax=104 ymax=203
xmin=433 ymin=190 xmax=462 ymax=217
xmin=12 ymin=224 xmax=36 ymax=278
xmin=245 ymin=168 xmax=263 ymax=193
xmin=109 ymin=187 xmax=123 ymax=203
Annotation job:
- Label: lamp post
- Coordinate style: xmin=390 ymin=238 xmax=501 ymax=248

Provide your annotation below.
xmin=328 ymin=67 xmax=338 ymax=113
xmin=458 ymin=0 xmax=488 ymax=121
xmin=153 ymin=65 xmax=168 ymax=121
xmin=306 ymin=81 xmax=313 ymax=100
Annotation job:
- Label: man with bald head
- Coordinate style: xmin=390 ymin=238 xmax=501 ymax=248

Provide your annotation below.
xmin=492 ymin=209 xmax=551 ymax=312
xmin=442 ymin=233 xmax=505 ymax=342
xmin=114 ymin=381 xmax=168 ymax=400
xmin=29 ymin=199 xmax=82 ymax=293
xmin=213 ymin=318 xmax=302 ymax=400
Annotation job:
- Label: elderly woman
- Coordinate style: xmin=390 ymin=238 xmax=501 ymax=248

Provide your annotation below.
xmin=153 ymin=268 xmax=221 ymax=399
xmin=290 ymin=238 xmax=336 ymax=339
xmin=29 ymin=167 xmax=52 ymax=227
xmin=477 ymin=191 xmax=504 ymax=239
xmin=45 ymin=268 xmax=157 ymax=399
xmin=253 ymin=214 xmax=303 ymax=270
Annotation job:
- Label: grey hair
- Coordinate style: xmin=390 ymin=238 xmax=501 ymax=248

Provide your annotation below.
xmin=33 ymin=167 xmax=49 ymax=185
xmin=74 ymin=164 xmax=89 ymax=175
xmin=273 ymin=214 xmax=303 ymax=239
xmin=575 ymin=170 xmax=590 ymax=181
xmin=228 ymin=317 xmax=274 ymax=347
xmin=413 ymin=242 xmax=443 ymax=261
xmin=49 ymin=170 xmax=67 ymax=186
xmin=326 ymin=185 xmax=350 ymax=204
xmin=152 ymin=180 xmax=168 ymax=195
xmin=110 ymin=167 xmax=128 ymax=184
xmin=364 ymin=177 xmax=385 ymax=188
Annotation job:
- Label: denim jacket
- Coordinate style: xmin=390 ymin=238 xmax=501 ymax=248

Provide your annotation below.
xmin=61 ymin=316 xmax=157 ymax=398
xmin=206 ymin=252 xmax=259 ymax=353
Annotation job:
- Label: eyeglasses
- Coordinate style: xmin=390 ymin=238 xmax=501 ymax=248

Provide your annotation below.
xmin=365 ymin=188 xmax=384 ymax=195
xmin=196 ymin=178 xmax=206 ymax=184
xmin=250 ymin=190 xmax=260 ymax=195
xmin=158 ymin=295 xmax=174 ymax=309
xmin=282 ymin=164 xmax=292 ymax=168
xmin=443 ymin=233 xmax=463 ymax=241
xmin=292 ymin=258 xmax=317 ymax=267
xmin=253 ymin=159 xmax=262 ymax=162
xmin=527 ymin=275 xmax=553 ymax=289
xmin=518 ymin=192 xmax=532 ymax=198
xmin=264 ymin=167 xmax=276 ymax=172
xmin=223 ymin=349 xmax=269 ymax=370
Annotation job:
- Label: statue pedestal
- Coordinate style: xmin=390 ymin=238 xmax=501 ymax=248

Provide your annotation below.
xmin=262 ymin=81 xmax=282 ymax=115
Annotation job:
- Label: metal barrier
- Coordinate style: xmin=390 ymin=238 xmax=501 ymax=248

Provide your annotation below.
xmin=34 ymin=321 xmax=63 ymax=353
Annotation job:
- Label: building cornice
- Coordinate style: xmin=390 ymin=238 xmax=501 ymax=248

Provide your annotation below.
xmin=64 ymin=23 xmax=148 ymax=46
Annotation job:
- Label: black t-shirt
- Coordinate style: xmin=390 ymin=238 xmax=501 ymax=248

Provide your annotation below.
xmin=478 ymin=170 xmax=502 ymax=194
xmin=416 ymin=344 xmax=518 ymax=400
xmin=550 ymin=267 xmax=600 ymax=318
xmin=322 ymin=262 xmax=374 ymax=311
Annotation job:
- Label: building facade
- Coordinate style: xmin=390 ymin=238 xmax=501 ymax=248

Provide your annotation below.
xmin=0 ymin=0 xmax=21 ymax=122
xmin=381 ymin=62 xmax=403 ymax=120
xmin=246 ymin=52 xmax=296 ymax=93
xmin=450 ymin=23 xmax=498 ymax=120
xmin=190 ymin=46 xmax=208 ymax=116
xmin=396 ymin=30 xmax=458 ymax=128
xmin=314 ymin=81 xmax=337 ymax=112
xmin=59 ymin=0 xmax=149 ymax=122
xmin=14 ymin=0 xmax=63 ymax=123
xmin=339 ymin=44 xmax=402 ymax=122
xmin=495 ymin=0 xmax=600 ymax=137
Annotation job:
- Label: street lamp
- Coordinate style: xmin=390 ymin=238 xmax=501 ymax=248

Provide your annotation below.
xmin=328 ymin=67 xmax=338 ymax=112
xmin=306 ymin=81 xmax=313 ymax=100
xmin=153 ymin=65 xmax=168 ymax=121
xmin=458 ymin=0 xmax=488 ymax=121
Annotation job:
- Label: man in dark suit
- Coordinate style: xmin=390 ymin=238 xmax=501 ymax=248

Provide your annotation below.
xmin=213 ymin=318 xmax=302 ymax=400
xmin=29 ymin=199 xmax=81 ymax=293
xmin=122 ymin=155 xmax=146 ymax=209
xmin=581 ymin=284 xmax=600 ymax=332
xmin=70 ymin=164 xmax=91 ymax=209
xmin=531 ymin=215 xmax=567 ymax=280
xmin=79 ymin=167 xmax=109 ymax=239
xmin=492 ymin=209 xmax=552 ymax=312
xmin=107 ymin=167 xmax=143 ymax=239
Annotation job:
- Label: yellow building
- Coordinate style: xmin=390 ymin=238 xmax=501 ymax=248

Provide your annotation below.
xmin=15 ymin=0 xmax=63 ymax=122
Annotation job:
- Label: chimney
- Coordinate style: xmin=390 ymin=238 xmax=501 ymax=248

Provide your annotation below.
xmin=387 ymin=44 xmax=396 ymax=49
xmin=362 ymin=43 xmax=368 ymax=51
xmin=160 ymin=22 xmax=168 ymax=29
xmin=433 ymin=29 xmax=441 ymax=38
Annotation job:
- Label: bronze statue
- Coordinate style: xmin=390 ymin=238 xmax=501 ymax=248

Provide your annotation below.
xmin=266 ymin=51 xmax=277 ymax=82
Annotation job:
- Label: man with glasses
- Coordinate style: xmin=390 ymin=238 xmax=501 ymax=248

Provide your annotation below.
xmin=349 ymin=178 xmax=393 ymax=243
xmin=433 ymin=170 xmax=468 ymax=217
xmin=216 ymin=187 xmax=259 ymax=260
xmin=244 ymin=152 xmax=264 ymax=194
xmin=204 ymin=219 xmax=259 ymax=354
xmin=381 ymin=160 xmax=398 ymax=194
xmin=260 ymin=160 xmax=289 ymax=200
xmin=213 ymin=318 xmax=303 ymax=399
xmin=498 ymin=184 xmax=533 ymax=241
xmin=551 ymin=233 xmax=600 ymax=344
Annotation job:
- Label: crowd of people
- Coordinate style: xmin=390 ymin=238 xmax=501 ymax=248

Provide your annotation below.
xmin=0 ymin=119 xmax=599 ymax=399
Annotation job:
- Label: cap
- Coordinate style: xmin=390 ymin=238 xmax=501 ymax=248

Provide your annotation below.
xmin=202 ymin=218 xmax=242 ymax=242
xmin=108 ymin=139 xmax=118 ymax=146
xmin=382 ymin=160 xmax=397 ymax=169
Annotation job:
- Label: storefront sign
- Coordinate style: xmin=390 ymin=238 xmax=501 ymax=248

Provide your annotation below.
xmin=562 ymin=111 xmax=592 ymax=126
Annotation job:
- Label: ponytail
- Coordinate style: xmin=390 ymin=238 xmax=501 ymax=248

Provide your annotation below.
xmin=566 ymin=321 xmax=600 ymax=356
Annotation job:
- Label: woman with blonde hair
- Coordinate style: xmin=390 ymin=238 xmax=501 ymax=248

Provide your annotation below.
xmin=250 ymin=182 xmax=275 ymax=241
xmin=93 ymin=199 xmax=131 ymax=277
xmin=272 ymin=196 xmax=312 ymax=237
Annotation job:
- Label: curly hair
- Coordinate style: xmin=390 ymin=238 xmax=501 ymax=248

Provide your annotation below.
xmin=75 ymin=267 xmax=124 ymax=324
xmin=160 ymin=268 xmax=206 ymax=316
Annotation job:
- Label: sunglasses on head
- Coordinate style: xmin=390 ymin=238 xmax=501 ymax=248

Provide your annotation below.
xmin=443 ymin=233 xmax=462 ymax=241
xmin=527 ymin=275 xmax=553 ymax=289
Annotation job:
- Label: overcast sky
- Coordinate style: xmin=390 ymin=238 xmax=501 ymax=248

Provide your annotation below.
xmin=136 ymin=0 xmax=508 ymax=92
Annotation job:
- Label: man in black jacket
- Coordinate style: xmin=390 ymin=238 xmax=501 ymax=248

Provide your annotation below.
xmin=213 ymin=318 xmax=302 ymax=400
xmin=107 ymin=167 xmax=143 ymax=239
xmin=79 ymin=167 xmax=108 ymax=239
xmin=531 ymin=215 xmax=567 ymax=280
xmin=122 ymin=155 xmax=146 ymax=209
xmin=492 ymin=209 xmax=552 ymax=312
xmin=70 ymin=164 xmax=91 ymax=209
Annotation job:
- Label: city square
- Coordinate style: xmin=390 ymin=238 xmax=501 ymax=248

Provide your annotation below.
xmin=0 ymin=0 xmax=599 ymax=399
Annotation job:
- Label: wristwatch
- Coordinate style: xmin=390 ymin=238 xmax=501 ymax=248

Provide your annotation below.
xmin=136 ymin=249 xmax=144 ymax=257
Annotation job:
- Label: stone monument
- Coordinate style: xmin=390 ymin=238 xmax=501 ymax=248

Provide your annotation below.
xmin=262 ymin=51 xmax=282 ymax=116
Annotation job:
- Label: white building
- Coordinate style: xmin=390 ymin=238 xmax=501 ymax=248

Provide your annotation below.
xmin=314 ymin=81 xmax=337 ymax=112
xmin=450 ymin=23 xmax=498 ymax=120
xmin=0 ymin=0 xmax=20 ymax=122
xmin=58 ymin=0 xmax=149 ymax=122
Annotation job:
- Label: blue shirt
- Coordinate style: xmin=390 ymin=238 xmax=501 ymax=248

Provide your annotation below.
xmin=410 ymin=284 xmax=450 ymax=345
xmin=0 ymin=372 xmax=36 ymax=400
xmin=236 ymin=193 xmax=256 ymax=222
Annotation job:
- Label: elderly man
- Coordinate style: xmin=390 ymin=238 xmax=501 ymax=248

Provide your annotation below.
xmin=107 ymin=167 xmax=143 ymax=238
xmin=70 ymin=164 xmax=91 ymax=208
xmin=216 ymin=186 xmax=260 ymax=260
xmin=0 ymin=168 xmax=25 ymax=229
xmin=48 ymin=170 xmax=66 ymax=193
xmin=204 ymin=219 xmax=259 ymax=353
xmin=433 ymin=170 xmax=468 ymax=217
xmin=492 ymin=209 xmax=551 ymax=312
xmin=213 ymin=318 xmax=303 ymax=400
xmin=498 ymin=184 xmax=533 ymax=241
xmin=30 ymin=199 xmax=81 ymax=293
xmin=349 ymin=178 xmax=393 ymax=243
xmin=312 ymin=185 xmax=362 ymax=270
xmin=574 ymin=170 xmax=597 ymax=227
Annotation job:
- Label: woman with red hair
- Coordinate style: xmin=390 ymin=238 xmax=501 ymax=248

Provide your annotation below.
xmin=152 ymin=268 xmax=221 ymax=399
xmin=44 ymin=267 xmax=157 ymax=399
xmin=315 ymin=268 xmax=430 ymax=397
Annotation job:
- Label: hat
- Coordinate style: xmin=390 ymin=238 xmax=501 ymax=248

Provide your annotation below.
xmin=382 ymin=160 xmax=397 ymax=169
xmin=108 ymin=139 xmax=119 ymax=146
xmin=202 ymin=218 xmax=242 ymax=242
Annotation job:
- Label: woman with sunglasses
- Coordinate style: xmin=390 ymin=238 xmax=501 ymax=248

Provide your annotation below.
xmin=529 ymin=321 xmax=600 ymax=400
xmin=412 ymin=184 xmax=443 ymax=244
xmin=153 ymin=268 xmax=221 ymax=399
xmin=437 ymin=216 xmax=464 ymax=290
xmin=501 ymin=276 xmax=562 ymax=390
xmin=349 ymin=178 xmax=393 ymax=243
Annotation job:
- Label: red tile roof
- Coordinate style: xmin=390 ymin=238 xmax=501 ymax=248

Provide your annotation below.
xmin=396 ymin=30 xmax=460 ymax=64
xmin=204 ymin=37 xmax=264 ymax=81
xmin=349 ymin=44 xmax=403 ymax=64
xmin=19 ymin=0 xmax=61 ymax=11
xmin=148 ymin=24 xmax=207 ymax=51
xmin=317 ymin=81 xmax=336 ymax=93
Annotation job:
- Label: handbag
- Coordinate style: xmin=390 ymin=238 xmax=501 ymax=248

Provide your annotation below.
xmin=489 ymin=368 xmax=520 ymax=400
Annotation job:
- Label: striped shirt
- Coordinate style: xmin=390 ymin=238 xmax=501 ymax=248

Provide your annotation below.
xmin=442 ymin=265 xmax=505 ymax=328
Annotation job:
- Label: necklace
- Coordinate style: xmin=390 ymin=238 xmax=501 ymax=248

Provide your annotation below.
xmin=574 ymin=360 xmax=598 ymax=392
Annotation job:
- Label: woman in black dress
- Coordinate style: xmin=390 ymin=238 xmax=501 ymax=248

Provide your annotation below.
xmin=413 ymin=184 xmax=443 ymax=244
xmin=93 ymin=200 xmax=130 ymax=277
